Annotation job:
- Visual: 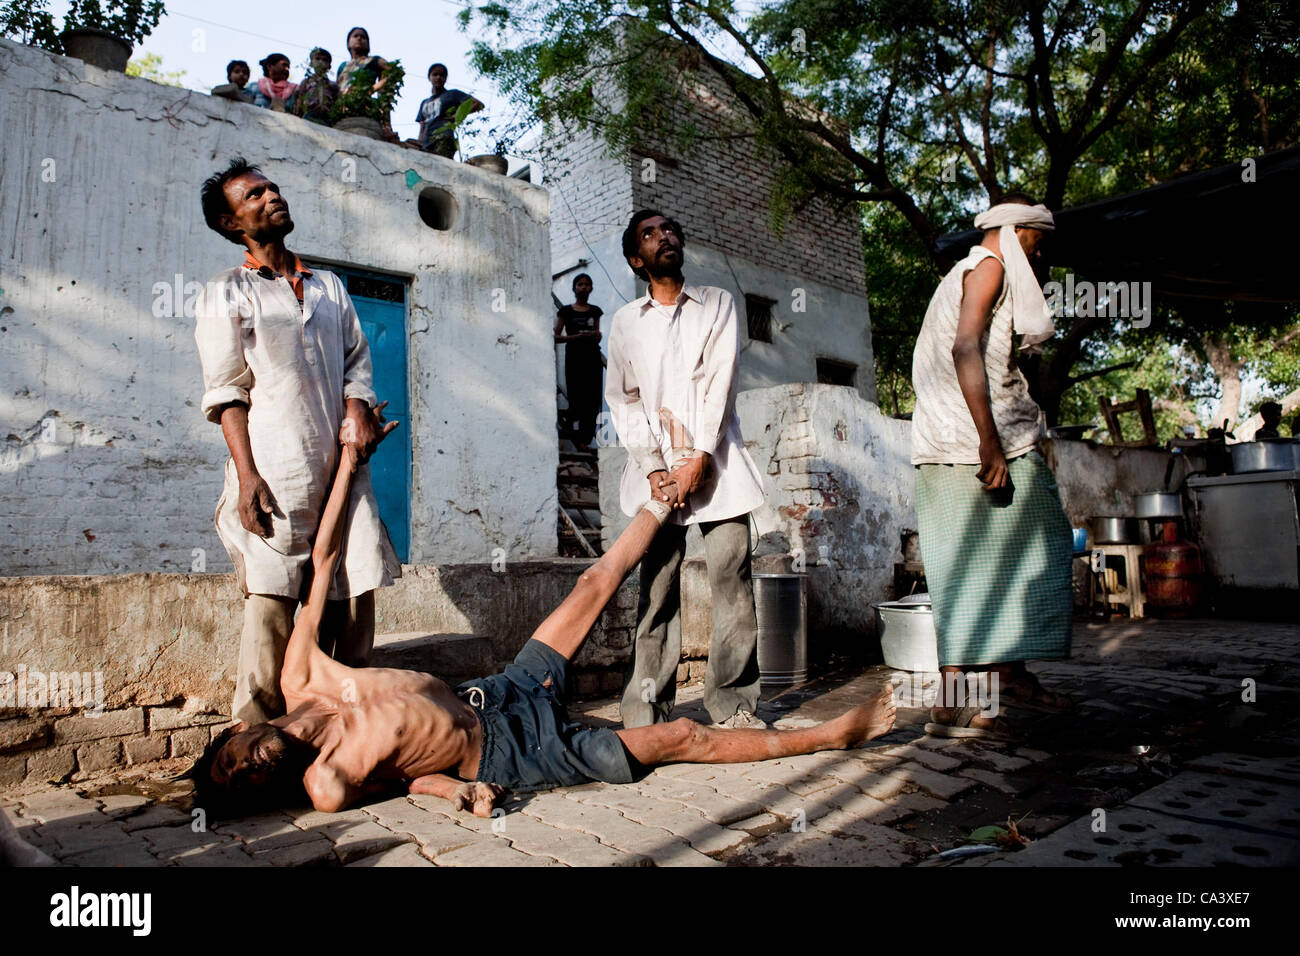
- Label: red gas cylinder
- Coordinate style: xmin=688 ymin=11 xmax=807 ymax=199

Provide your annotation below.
xmin=1143 ymin=520 xmax=1204 ymax=615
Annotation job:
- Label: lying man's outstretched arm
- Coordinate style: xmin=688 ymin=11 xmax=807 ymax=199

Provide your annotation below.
xmin=281 ymin=407 xmax=399 ymax=704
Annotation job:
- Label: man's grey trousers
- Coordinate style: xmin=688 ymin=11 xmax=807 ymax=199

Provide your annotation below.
xmin=620 ymin=515 xmax=760 ymax=727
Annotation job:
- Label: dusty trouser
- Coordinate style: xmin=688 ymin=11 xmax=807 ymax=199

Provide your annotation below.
xmin=620 ymin=515 xmax=760 ymax=727
xmin=233 ymin=591 xmax=375 ymax=723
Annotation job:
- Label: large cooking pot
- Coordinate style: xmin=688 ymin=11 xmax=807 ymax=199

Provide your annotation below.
xmin=1135 ymin=492 xmax=1182 ymax=520
xmin=1091 ymin=515 xmax=1138 ymax=544
xmin=1230 ymin=440 xmax=1297 ymax=474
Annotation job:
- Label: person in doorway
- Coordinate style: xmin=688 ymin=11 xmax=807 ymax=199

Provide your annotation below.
xmin=605 ymin=210 xmax=768 ymax=731
xmin=910 ymin=193 xmax=1075 ymax=740
xmin=195 ymin=157 xmax=400 ymax=725
xmin=554 ymin=273 xmax=605 ymax=452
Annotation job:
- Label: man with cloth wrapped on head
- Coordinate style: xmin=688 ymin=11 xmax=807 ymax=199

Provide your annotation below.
xmin=910 ymin=194 xmax=1075 ymax=740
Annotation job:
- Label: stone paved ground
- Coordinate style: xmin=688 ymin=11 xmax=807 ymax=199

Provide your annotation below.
xmin=3 ymin=616 xmax=1297 ymax=867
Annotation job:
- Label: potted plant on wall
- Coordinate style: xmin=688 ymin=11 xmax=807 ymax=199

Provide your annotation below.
xmin=330 ymin=58 xmax=404 ymax=140
xmin=60 ymin=0 xmax=165 ymax=72
xmin=1 ymin=0 xmax=64 ymax=53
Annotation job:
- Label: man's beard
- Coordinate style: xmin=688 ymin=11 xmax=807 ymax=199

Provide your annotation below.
xmin=244 ymin=727 xmax=312 ymax=792
xmin=644 ymin=248 xmax=683 ymax=281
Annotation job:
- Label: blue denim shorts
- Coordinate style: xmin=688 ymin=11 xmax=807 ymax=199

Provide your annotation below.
xmin=457 ymin=640 xmax=634 ymax=792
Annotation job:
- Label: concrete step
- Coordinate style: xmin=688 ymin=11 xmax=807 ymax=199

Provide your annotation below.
xmin=370 ymin=632 xmax=495 ymax=683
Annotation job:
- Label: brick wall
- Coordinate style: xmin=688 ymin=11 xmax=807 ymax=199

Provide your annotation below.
xmin=542 ymin=108 xmax=635 ymax=269
xmin=631 ymin=65 xmax=867 ymax=298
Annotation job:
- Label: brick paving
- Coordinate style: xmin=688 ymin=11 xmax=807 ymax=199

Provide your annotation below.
xmin=3 ymin=616 xmax=1297 ymax=867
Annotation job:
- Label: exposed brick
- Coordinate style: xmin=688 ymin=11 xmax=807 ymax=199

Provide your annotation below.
xmin=25 ymin=745 xmax=76 ymax=784
xmin=0 ymin=753 xmax=27 ymax=786
xmin=169 ymin=727 xmax=210 ymax=759
xmin=148 ymin=706 xmax=227 ymax=732
xmin=125 ymin=735 xmax=169 ymax=765
xmin=0 ymin=717 xmax=52 ymax=753
xmin=75 ymin=738 xmax=123 ymax=774
xmin=783 ymin=457 xmax=830 ymax=474
xmin=53 ymin=708 xmax=144 ymax=744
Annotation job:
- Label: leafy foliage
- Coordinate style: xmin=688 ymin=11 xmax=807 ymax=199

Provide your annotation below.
xmin=457 ymin=1 xmax=1298 ymax=427
xmin=3 ymin=0 xmax=165 ymax=50
xmin=1 ymin=0 xmax=63 ymax=51
xmin=125 ymin=49 xmax=184 ymax=86
xmin=331 ymin=59 xmax=405 ymax=124
xmin=64 ymin=0 xmax=165 ymax=45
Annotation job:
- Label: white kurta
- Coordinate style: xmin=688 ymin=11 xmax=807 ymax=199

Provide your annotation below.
xmin=194 ymin=264 xmax=399 ymax=600
xmin=605 ymin=284 xmax=765 ymax=524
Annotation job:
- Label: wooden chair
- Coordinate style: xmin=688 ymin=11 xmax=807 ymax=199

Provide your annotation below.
xmin=1098 ymin=389 xmax=1158 ymax=448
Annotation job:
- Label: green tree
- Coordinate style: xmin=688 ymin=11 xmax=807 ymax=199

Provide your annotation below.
xmin=125 ymin=50 xmax=185 ymax=86
xmin=462 ymin=0 xmax=1299 ymax=426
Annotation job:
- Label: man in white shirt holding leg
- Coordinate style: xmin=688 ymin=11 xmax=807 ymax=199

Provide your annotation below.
xmin=606 ymin=210 xmax=768 ymax=730
xmin=195 ymin=157 xmax=400 ymax=725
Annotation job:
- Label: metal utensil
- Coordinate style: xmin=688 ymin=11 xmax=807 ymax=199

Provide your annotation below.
xmin=1229 ymin=440 xmax=1296 ymax=474
xmin=1090 ymin=516 xmax=1138 ymax=544
xmin=1134 ymin=492 xmax=1182 ymax=519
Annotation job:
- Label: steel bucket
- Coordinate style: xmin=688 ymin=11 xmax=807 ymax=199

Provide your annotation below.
xmin=753 ymin=573 xmax=808 ymax=686
xmin=873 ymin=593 xmax=939 ymax=672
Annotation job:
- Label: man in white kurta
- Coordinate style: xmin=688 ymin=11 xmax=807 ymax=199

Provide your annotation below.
xmin=196 ymin=159 xmax=399 ymax=724
xmin=606 ymin=210 xmax=767 ymax=730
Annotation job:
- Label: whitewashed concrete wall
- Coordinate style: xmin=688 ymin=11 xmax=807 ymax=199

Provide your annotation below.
xmin=0 ymin=38 xmax=557 ymax=575
xmin=599 ymin=383 xmax=914 ymax=642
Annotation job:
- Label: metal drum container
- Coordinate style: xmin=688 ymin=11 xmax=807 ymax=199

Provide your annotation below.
xmin=873 ymin=593 xmax=939 ymax=672
xmin=1230 ymin=440 xmax=1296 ymax=474
xmin=753 ymin=572 xmax=808 ymax=686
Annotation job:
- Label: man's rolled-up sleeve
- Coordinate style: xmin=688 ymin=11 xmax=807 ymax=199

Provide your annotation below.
xmin=339 ymin=281 xmax=379 ymax=408
xmin=195 ymin=276 xmax=254 ymax=423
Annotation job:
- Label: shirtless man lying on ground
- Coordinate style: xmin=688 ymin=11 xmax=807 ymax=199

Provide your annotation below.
xmin=193 ymin=415 xmax=896 ymax=818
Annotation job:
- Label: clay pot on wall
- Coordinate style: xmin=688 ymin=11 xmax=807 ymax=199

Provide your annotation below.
xmin=465 ymin=154 xmax=508 ymax=175
xmin=61 ymin=28 xmax=131 ymax=72
xmin=334 ymin=116 xmax=385 ymax=140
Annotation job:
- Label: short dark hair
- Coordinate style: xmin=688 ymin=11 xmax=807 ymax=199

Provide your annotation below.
xmin=310 ymin=47 xmax=332 ymax=64
xmin=572 ymin=272 xmax=592 ymax=289
xmin=999 ymin=190 xmax=1038 ymax=206
xmin=428 ymin=62 xmax=447 ymax=78
xmin=226 ymin=59 xmax=249 ymax=80
xmin=201 ymin=157 xmax=261 ymax=244
xmin=259 ymin=53 xmax=289 ymax=75
xmin=622 ymin=209 xmax=685 ymax=281
xmin=188 ymin=724 xmax=311 ymax=821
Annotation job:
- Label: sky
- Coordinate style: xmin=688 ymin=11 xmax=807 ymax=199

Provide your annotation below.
xmin=49 ymin=0 xmax=506 ymax=148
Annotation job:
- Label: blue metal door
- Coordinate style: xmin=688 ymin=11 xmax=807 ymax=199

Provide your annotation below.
xmin=329 ymin=269 xmax=411 ymax=562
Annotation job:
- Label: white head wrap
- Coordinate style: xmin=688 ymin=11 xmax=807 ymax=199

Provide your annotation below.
xmin=972 ymin=202 xmax=1056 ymax=350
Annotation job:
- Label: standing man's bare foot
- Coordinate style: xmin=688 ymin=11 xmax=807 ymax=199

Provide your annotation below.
xmin=828 ymin=685 xmax=898 ymax=747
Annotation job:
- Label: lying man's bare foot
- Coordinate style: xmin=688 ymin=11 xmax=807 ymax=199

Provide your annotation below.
xmin=826 ymin=685 xmax=897 ymax=748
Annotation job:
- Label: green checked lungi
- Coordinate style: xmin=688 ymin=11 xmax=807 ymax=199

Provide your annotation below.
xmin=915 ymin=451 xmax=1073 ymax=667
